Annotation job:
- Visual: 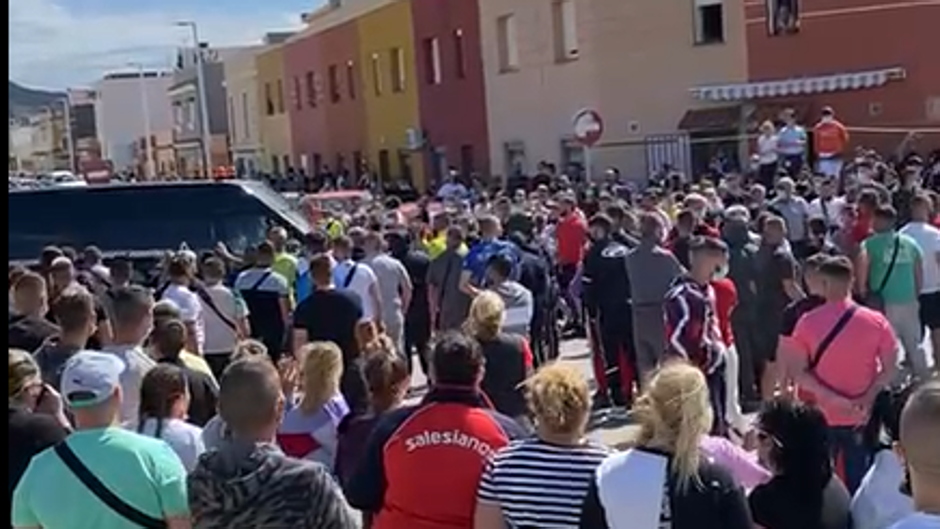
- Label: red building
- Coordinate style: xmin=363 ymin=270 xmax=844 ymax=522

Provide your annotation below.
xmin=411 ymin=0 xmax=490 ymax=186
xmin=692 ymin=0 xmax=939 ymax=154
xmin=283 ymin=20 xmax=366 ymax=178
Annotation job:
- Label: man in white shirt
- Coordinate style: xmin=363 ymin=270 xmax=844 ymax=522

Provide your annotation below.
xmin=888 ymin=381 xmax=940 ymax=529
xmin=901 ymin=193 xmax=940 ymax=372
xmin=332 ymin=235 xmax=382 ymax=326
xmin=160 ymin=255 xmax=205 ymax=355
xmin=808 ymin=176 xmax=846 ymax=231
xmin=199 ymin=257 xmax=250 ymax=378
xmin=101 ymin=285 xmax=157 ymax=424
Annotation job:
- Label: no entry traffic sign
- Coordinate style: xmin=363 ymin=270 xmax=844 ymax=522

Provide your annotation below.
xmin=573 ymin=109 xmax=604 ymax=147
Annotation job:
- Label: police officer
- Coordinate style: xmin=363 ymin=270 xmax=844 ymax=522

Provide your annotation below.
xmin=582 ymin=213 xmax=637 ymax=409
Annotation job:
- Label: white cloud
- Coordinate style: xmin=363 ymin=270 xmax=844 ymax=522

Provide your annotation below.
xmin=8 ymin=0 xmax=306 ymax=89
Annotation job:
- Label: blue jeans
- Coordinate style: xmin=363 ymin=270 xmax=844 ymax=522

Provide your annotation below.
xmin=830 ymin=426 xmax=869 ymax=494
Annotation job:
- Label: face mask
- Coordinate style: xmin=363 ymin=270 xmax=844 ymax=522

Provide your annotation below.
xmin=821 ymin=116 xmax=833 ymax=123
xmin=712 ymin=263 xmax=729 ymax=281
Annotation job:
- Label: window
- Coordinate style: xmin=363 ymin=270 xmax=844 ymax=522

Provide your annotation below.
xmin=497 ymin=15 xmax=519 ymax=72
xmin=241 ymin=92 xmax=251 ymax=139
xmin=187 ymin=98 xmax=197 ymax=129
xmin=346 ymin=61 xmax=356 ymax=100
xmin=504 ymin=141 xmax=527 ymax=177
xmin=460 ymin=144 xmax=475 ymax=176
xmin=305 ymin=71 xmax=317 ymax=108
xmin=292 ymin=76 xmax=302 ymax=110
xmin=928 ymin=96 xmax=940 ymax=122
xmin=423 ymin=38 xmax=442 ymax=85
xmin=276 ymin=79 xmax=285 ymax=114
xmin=371 ymin=53 xmax=383 ymax=96
xmin=398 ymin=150 xmax=413 ymax=183
xmin=174 ymin=102 xmax=183 ymax=130
xmin=390 ymin=47 xmax=406 ymax=93
xmin=766 ymin=0 xmax=801 ymax=36
xmin=553 ymin=0 xmax=579 ymax=61
xmin=378 ymin=149 xmax=391 ymax=181
xmin=264 ymin=83 xmax=275 ymax=116
xmin=694 ymin=0 xmax=725 ymax=44
xmin=454 ymin=29 xmax=467 ymax=79
xmin=328 ymin=64 xmax=341 ymax=103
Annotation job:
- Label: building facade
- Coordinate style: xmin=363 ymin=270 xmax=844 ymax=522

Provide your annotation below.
xmin=255 ymin=35 xmax=296 ymax=174
xmin=93 ymin=72 xmax=173 ymax=172
xmin=285 ymin=13 xmax=367 ymax=181
xmin=223 ymin=46 xmax=264 ymax=176
xmin=738 ymin=0 xmax=940 ymax=153
xmin=357 ymin=1 xmax=425 ymax=188
xmin=412 ymin=0 xmax=489 ymax=186
xmin=169 ymin=50 xmax=231 ymax=177
xmin=478 ymin=0 xmax=595 ymax=179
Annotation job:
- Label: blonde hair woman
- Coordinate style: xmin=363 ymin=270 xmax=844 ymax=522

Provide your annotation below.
xmin=474 ymin=363 xmax=609 ymax=529
xmin=9 ymin=349 xmax=69 ymax=499
xmin=578 ymin=361 xmax=752 ymax=529
xmin=276 ymin=341 xmax=350 ymax=470
xmin=757 ymin=119 xmax=780 ymax=188
xmin=465 ymin=291 xmax=534 ymax=421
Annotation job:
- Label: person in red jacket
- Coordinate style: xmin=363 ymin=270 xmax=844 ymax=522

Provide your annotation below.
xmin=554 ymin=194 xmax=588 ymax=333
xmin=813 ymin=106 xmax=850 ymax=178
xmin=345 ymin=332 xmax=528 ymax=529
xmin=711 ymin=277 xmax=748 ymax=437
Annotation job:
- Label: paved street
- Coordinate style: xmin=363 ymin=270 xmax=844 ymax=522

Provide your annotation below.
xmin=407 ymin=338 xmax=640 ymax=447
xmin=407 ymin=333 xmax=936 ymax=448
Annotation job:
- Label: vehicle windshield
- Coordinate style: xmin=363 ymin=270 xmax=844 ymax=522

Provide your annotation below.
xmin=242 ymin=181 xmax=313 ymax=233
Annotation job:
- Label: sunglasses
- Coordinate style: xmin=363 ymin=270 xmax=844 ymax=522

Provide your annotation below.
xmin=756 ymin=430 xmax=784 ymax=449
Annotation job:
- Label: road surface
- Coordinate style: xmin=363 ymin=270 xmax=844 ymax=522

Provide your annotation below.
xmin=407 ymin=338 xmax=639 ymax=446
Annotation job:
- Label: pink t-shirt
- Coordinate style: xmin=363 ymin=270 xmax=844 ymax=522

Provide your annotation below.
xmin=791 ymin=300 xmax=897 ymax=426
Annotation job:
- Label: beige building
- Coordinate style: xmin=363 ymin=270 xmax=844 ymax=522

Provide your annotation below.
xmin=480 ymin=0 xmax=748 ymax=180
xmin=223 ymin=46 xmax=263 ymax=176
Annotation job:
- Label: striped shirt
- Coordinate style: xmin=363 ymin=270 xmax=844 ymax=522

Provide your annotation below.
xmin=477 ymin=438 xmax=610 ymax=528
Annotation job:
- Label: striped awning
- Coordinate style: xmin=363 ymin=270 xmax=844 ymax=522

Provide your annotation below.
xmin=690 ymin=67 xmax=906 ymax=102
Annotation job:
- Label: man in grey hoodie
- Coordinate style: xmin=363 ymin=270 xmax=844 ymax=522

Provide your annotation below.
xmin=484 ymin=253 xmax=534 ymax=338
xmin=188 ymin=358 xmax=359 ymax=529
xmin=626 ymin=212 xmax=685 ymax=384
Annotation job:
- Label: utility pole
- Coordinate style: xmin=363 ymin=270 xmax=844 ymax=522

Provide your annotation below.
xmin=177 ymin=21 xmax=214 ymax=178
xmin=61 ymin=97 xmax=76 ymax=173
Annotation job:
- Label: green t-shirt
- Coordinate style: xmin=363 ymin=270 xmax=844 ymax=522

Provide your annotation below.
xmin=863 ymin=232 xmax=922 ymax=305
xmin=12 ymin=427 xmax=189 ymax=529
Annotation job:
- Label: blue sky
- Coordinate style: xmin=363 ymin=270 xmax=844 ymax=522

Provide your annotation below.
xmin=9 ymin=0 xmax=322 ymax=89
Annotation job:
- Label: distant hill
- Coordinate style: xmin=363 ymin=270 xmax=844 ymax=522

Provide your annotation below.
xmin=9 ymin=81 xmax=64 ymax=117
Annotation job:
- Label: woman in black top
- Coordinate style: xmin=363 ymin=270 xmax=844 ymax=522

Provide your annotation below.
xmin=749 ymin=399 xmax=852 ymax=529
xmin=465 ymin=291 xmax=533 ymax=424
xmin=150 ymin=318 xmax=218 ymax=426
xmin=579 ymin=361 xmax=752 ymax=529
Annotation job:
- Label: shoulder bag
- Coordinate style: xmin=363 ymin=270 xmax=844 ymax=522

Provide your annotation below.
xmin=864 ymin=235 xmax=900 ymax=313
xmin=805 ymin=305 xmax=869 ymax=400
xmin=55 ymin=442 xmax=167 ymax=529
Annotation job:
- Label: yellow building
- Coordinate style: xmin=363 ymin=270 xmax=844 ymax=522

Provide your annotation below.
xmin=356 ymin=1 xmax=425 ymax=189
xmin=255 ymin=41 xmax=293 ymax=174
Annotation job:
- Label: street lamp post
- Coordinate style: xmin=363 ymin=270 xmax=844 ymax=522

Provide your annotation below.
xmin=176 ymin=21 xmax=214 ymax=178
xmin=130 ymin=62 xmax=156 ymax=179
xmin=61 ymin=97 xmax=76 ymax=174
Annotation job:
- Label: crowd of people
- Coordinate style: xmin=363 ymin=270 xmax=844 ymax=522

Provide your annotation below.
xmin=7 ymin=125 xmax=940 ymax=529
